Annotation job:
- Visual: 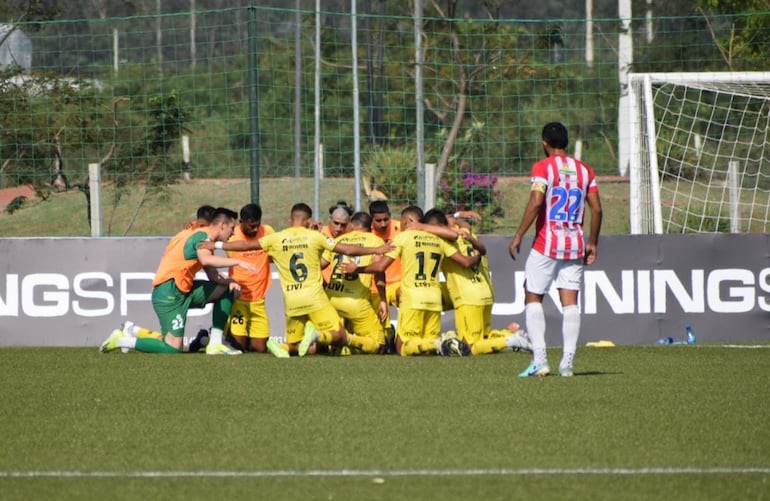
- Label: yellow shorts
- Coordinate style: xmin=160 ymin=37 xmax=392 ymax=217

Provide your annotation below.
xmin=454 ymin=304 xmax=492 ymax=345
xmin=228 ymin=298 xmax=269 ymax=339
xmin=331 ymin=296 xmax=385 ymax=345
xmin=396 ymin=307 xmax=440 ymax=342
xmin=285 ymin=303 xmax=343 ymax=345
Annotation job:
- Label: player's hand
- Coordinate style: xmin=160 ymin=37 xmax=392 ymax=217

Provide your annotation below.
xmin=182 ymin=220 xmax=195 ymax=230
xmin=340 ymin=260 xmax=358 ymax=275
xmin=584 ymin=244 xmax=597 ymax=265
xmin=198 ymin=240 xmax=215 ymax=251
xmin=508 ymin=235 xmax=521 ymax=260
xmin=378 ymin=301 xmax=388 ymax=323
xmin=458 ymin=210 xmax=482 ymax=224
xmin=228 ymin=281 xmax=241 ymax=298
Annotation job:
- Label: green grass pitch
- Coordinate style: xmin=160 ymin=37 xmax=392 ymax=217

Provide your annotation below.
xmin=1 ymin=345 xmax=769 ymax=500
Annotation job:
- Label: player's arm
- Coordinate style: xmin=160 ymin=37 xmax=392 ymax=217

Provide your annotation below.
xmin=345 ymin=254 xmax=394 ymax=274
xmin=584 ymin=191 xmax=603 ymax=265
xmin=374 ymin=271 xmax=388 ymax=322
xmin=196 ymin=247 xmax=258 ymax=274
xmin=408 ymin=221 xmax=459 ymax=241
xmin=458 ymin=229 xmax=486 ymax=256
xmin=447 ymin=249 xmax=481 ymax=269
xmin=333 ymin=241 xmax=394 ymax=257
xmin=509 ymin=188 xmax=545 ymax=260
xmin=198 ymin=240 xmax=263 ymax=252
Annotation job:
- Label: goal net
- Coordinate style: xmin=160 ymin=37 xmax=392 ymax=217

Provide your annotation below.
xmin=628 ymin=72 xmax=770 ymax=234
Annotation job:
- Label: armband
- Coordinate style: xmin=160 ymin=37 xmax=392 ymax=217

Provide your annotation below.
xmin=453 ymin=211 xmax=461 ymax=219
xmin=214 ymin=241 xmax=224 ymax=250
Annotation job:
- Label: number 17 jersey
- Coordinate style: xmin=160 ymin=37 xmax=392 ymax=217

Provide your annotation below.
xmin=531 ymin=154 xmax=598 ymax=260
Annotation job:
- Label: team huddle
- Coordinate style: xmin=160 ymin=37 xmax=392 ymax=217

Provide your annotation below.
xmin=101 ymin=122 xmax=602 ymax=376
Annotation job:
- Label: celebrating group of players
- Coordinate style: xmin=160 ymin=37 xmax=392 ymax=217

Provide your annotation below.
xmin=101 ymin=122 xmax=601 ymax=377
xmin=101 ymin=197 xmax=531 ymax=358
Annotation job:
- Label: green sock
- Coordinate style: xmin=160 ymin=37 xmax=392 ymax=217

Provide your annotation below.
xmin=135 ymin=337 xmax=182 ymax=354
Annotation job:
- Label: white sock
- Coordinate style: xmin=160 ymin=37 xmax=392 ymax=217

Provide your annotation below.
xmin=525 ymin=302 xmax=547 ymax=365
xmin=209 ymin=327 xmax=224 ymax=346
xmin=117 ymin=336 xmax=137 ymax=350
xmin=561 ymin=305 xmax=580 ymax=368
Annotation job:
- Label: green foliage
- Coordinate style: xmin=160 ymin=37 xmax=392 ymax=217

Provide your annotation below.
xmin=695 ymin=0 xmax=770 ymax=69
xmin=363 ymin=145 xmax=419 ymax=203
xmin=437 ymin=168 xmax=503 ymax=233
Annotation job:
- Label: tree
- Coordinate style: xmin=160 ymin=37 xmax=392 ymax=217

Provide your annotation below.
xmin=422 ymin=0 xmax=507 ymax=196
xmin=697 ymin=0 xmax=770 ymax=70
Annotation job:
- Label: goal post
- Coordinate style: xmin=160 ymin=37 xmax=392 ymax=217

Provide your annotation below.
xmin=627 ymin=71 xmax=770 ymax=234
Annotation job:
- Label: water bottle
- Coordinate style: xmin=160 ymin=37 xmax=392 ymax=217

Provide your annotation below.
xmin=685 ymin=324 xmax=697 ymax=344
xmin=655 ymin=336 xmax=674 ymax=345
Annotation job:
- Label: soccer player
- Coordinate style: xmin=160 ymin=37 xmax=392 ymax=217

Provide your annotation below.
xmin=99 ymin=207 xmax=255 ymax=355
xmin=183 ymin=204 xmax=216 ymax=229
xmin=320 ymin=203 xmax=353 ymax=285
xmin=368 ymin=200 xmax=401 ymax=350
xmin=508 ymin=122 xmax=603 ymax=377
xmin=322 ymin=211 xmax=388 ymax=354
xmin=421 ymin=209 xmax=531 ymax=355
xmin=222 ymin=203 xmax=285 ymax=356
xmin=199 ymin=203 xmax=393 ymax=356
xmin=351 ymin=206 xmax=481 ymax=357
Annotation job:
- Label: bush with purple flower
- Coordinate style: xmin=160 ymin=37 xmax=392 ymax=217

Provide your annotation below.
xmin=438 ymin=166 xmax=504 ymax=233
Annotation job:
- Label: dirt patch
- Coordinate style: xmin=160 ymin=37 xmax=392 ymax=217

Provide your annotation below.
xmin=0 ymin=185 xmax=36 ymax=210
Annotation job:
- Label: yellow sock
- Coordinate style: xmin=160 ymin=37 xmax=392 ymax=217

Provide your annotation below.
xmin=279 ymin=342 xmax=290 ymax=351
xmin=136 ymin=327 xmax=162 ymax=340
xmin=401 ymin=338 xmax=438 ymax=356
xmin=346 ymin=333 xmax=380 ymax=354
xmin=471 ymin=337 xmax=507 ymax=355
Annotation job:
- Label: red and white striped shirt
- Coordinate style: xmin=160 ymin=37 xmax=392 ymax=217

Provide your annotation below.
xmin=530 ymin=155 xmax=598 ymax=260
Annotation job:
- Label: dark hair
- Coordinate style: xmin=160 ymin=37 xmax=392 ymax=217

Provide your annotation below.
xmin=211 ymin=207 xmax=238 ymax=223
xmin=369 ymin=200 xmax=391 ymax=216
xmin=542 ymin=122 xmax=569 ymax=149
xmin=422 ymin=208 xmax=448 ymax=226
xmin=240 ymin=203 xmax=262 ymax=221
xmin=196 ymin=205 xmax=216 ymax=222
xmin=329 ymin=200 xmax=354 ymax=216
xmin=350 ymin=211 xmax=372 ymax=230
xmin=291 ymin=202 xmax=313 ymax=218
xmin=401 ymin=205 xmax=424 ymax=220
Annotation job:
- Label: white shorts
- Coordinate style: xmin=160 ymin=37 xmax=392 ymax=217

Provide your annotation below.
xmin=524 ymin=249 xmax=583 ymax=294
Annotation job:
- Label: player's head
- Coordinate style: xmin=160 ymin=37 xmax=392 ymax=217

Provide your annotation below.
xmin=328 ymin=206 xmax=352 ymax=237
xmin=369 ymin=200 xmax=392 ymax=234
xmin=195 ymin=205 xmax=216 ymax=227
xmin=290 ymin=202 xmax=313 ymax=227
xmin=422 ymin=208 xmax=448 ymax=227
xmin=239 ymin=203 xmax=263 ymax=238
xmin=400 ymin=205 xmax=423 ymax=230
xmin=210 ymin=207 xmax=238 ymax=241
xmin=329 ymin=200 xmax=354 ymax=217
xmin=350 ymin=211 xmax=372 ymax=232
xmin=542 ymin=122 xmax=569 ymax=153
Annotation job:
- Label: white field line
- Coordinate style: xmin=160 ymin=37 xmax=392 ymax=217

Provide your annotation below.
xmin=700 ymin=345 xmax=770 ymax=349
xmin=1 ymin=467 xmax=769 ymax=479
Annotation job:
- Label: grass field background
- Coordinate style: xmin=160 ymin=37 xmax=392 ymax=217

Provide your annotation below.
xmin=0 ymin=176 xmax=630 ymax=237
xmin=2 ymin=345 xmax=769 ymax=500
